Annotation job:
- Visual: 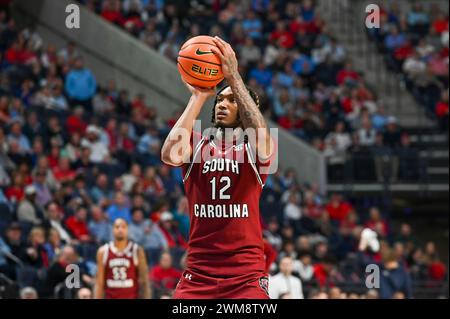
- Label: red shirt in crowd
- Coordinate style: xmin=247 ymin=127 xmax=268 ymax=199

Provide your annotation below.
xmin=325 ymin=200 xmax=353 ymax=222
xmin=5 ymin=186 xmax=24 ymax=203
xmin=101 ymin=10 xmax=124 ymax=25
xmin=160 ymin=226 xmax=188 ymax=250
xmin=336 ymin=69 xmax=360 ymax=85
xmin=65 ymin=216 xmax=89 ymax=240
xmin=269 ymin=30 xmax=295 ymax=49
xmin=435 ymin=101 xmax=449 ymax=118
xmin=65 ymin=115 xmax=87 ymax=135
xmin=149 ymin=265 xmax=182 ymax=290
xmin=432 ymin=18 xmax=449 ymax=34
xmin=263 ymin=240 xmax=277 ymax=273
xmin=52 ymin=167 xmax=76 ymax=183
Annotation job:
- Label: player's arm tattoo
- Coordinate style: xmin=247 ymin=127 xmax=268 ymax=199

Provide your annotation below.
xmin=229 ymin=74 xmax=273 ymax=159
xmin=229 ymin=74 xmax=267 ymax=130
xmin=137 ymin=247 xmax=151 ymax=299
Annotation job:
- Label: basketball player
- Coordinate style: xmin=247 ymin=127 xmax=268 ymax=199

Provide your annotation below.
xmin=161 ymin=36 xmax=276 ymax=299
xmin=95 ymin=218 xmax=151 ymax=299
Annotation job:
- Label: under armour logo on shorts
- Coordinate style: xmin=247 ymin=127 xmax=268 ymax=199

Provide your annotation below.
xmin=185 ymin=273 xmax=192 ymax=280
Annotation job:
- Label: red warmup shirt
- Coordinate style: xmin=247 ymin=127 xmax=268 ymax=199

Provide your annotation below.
xmin=336 ymin=69 xmax=359 ymax=85
xmin=178 ymin=132 xmax=275 ymax=277
xmin=5 ymin=186 xmax=24 ymax=203
xmin=435 ymin=101 xmax=449 ymax=118
xmin=65 ymin=216 xmax=89 ymax=239
xmin=325 ymin=201 xmax=352 ymax=222
xmin=65 ymin=116 xmax=87 ymax=135
xmin=150 ymin=265 xmax=182 ymax=290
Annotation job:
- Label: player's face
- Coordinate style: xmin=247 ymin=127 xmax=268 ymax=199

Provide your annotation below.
xmin=113 ymin=219 xmax=128 ymax=241
xmin=215 ymin=87 xmax=240 ymax=128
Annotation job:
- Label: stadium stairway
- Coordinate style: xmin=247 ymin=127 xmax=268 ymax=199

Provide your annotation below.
xmin=318 ymin=0 xmax=449 ymax=197
xmin=317 ymin=0 xmax=435 ymax=128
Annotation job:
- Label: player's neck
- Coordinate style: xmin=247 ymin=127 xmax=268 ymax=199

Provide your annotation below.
xmin=114 ymin=239 xmax=129 ymax=251
xmin=215 ymin=127 xmax=244 ymax=145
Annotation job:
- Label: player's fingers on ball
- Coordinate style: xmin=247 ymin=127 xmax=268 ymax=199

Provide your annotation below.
xmin=213 ymin=36 xmax=227 ymax=51
xmin=210 ymin=47 xmax=224 ymax=60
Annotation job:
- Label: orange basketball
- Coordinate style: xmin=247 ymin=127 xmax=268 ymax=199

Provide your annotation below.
xmin=177 ymin=35 xmax=224 ymax=88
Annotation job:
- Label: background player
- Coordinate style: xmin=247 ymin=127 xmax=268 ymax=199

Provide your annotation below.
xmin=161 ymin=36 xmax=276 ymax=299
xmin=95 ymin=218 xmax=151 ymax=299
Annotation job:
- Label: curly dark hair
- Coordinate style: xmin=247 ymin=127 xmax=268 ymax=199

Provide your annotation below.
xmin=211 ymin=85 xmax=260 ymax=125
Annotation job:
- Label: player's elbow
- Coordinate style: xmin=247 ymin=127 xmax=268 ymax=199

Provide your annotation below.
xmin=161 ymin=143 xmax=190 ymax=167
xmin=161 ymin=147 xmax=183 ymax=167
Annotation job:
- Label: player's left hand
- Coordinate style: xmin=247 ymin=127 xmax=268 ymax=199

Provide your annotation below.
xmin=211 ymin=36 xmax=239 ymax=81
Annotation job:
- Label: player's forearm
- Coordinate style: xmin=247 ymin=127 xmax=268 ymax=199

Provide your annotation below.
xmin=228 ymin=74 xmax=272 ymax=158
xmin=161 ymin=95 xmax=207 ymax=165
xmin=139 ymin=279 xmax=151 ymax=299
xmin=228 ymin=73 xmax=267 ymax=131
xmin=94 ymin=282 xmax=104 ymax=299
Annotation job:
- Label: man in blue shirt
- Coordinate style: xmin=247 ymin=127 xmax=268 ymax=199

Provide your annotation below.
xmin=106 ymin=191 xmax=131 ymax=223
xmin=242 ymin=11 xmax=263 ymax=40
xmin=7 ymin=121 xmax=31 ymax=154
xmin=65 ymin=56 xmax=97 ymax=112
xmin=249 ymin=62 xmax=273 ymax=88
xmin=384 ymin=27 xmax=407 ymax=51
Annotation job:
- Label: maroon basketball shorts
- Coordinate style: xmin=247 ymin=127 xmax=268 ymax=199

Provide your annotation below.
xmin=173 ymin=269 xmax=270 ymax=299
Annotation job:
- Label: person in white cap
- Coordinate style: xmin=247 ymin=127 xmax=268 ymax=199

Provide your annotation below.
xmin=81 ymin=125 xmax=110 ymax=163
xmin=17 ymin=185 xmax=42 ymax=225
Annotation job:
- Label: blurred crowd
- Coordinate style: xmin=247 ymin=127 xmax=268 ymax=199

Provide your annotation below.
xmin=0 ymin=0 xmax=448 ymax=299
xmin=367 ymin=1 xmax=449 ymax=131
xmin=82 ymin=0 xmax=449 ymax=183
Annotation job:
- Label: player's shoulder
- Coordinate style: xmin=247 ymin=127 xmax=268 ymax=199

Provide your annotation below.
xmin=97 ymin=242 xmax=110 ymax=256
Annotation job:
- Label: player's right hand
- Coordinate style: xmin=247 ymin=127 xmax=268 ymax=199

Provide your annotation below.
xmin=181 ymin=77 xmax=216 ymax=99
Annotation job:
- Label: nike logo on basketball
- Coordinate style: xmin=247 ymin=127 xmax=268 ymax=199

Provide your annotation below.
xmin=195 ymin=48 xmax=213 ymax=55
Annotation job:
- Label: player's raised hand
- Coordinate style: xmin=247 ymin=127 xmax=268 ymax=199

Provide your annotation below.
xmin=211 ymin=36 xmax=239 ymax=80
xmin=181 ymin=76 xmax=216 ymax=99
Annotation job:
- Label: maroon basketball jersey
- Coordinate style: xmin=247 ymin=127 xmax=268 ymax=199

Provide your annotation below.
xmin=182 ymin=132 xmax=274 ymax=277
xmin=103 ymin=241 xmax=139 ymax=299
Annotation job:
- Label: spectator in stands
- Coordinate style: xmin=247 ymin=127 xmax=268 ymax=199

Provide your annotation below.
xmin=24 ymin=226 xmax=49 ymax=268
xmin=76 ymin=287 xmax=93 ymax=299
xmin=65 ymin=206 xmax=90 ymax=242
xmin=158 ymin=211 xmax=187 ymax=250
xmin=357 ymin=116 xmax=377 ymax=147
xmin=365 ymin=207 xmax=388 ymax=238
xmin=149 ymin=251 xmax=182 ymax=294
xmin=380 ymin=248 xmax=413 ymax=299
xmin=269 ymin=256 xmax=304 ymax=299
xmin=397 ymin=134 xmax=420 ymax=181
xmin=64 ymin=56 xmax=97 ymax=112
xmin=43 ymin=245 xmax=92 ymax=298
xmin=384 ymin=26 xmax=407 ymax=51
xmin=435 ymin=90 xmax=449 ymax=130
xmin=17 ymin=185 xmax=42 ymax=225
xmin=32 ymin=169 xmax=53 ymax=207
xmin=80 ymin=125 xmax=110 ymax=163
xmin=129 ymin=208 xmax=168 ymax=253
xmin=7 ymin=120 xmax=31 ymax=154
xmin=106 ymin=191 xmax=131 ymax=223
xmin=20 ymin=286 xmax=38 ymax=299
xmin=45 ymin=202 xmax=72 ymax=244
xmin=171 ymin=196 xmax=189 ymax=241
xmin=88 ymin=205 xmax=112 ymax=244
xmin=293 ymin=251 xmax=314 ymax=283
xmin=43 ymin=228 xmax=63 ymax=262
